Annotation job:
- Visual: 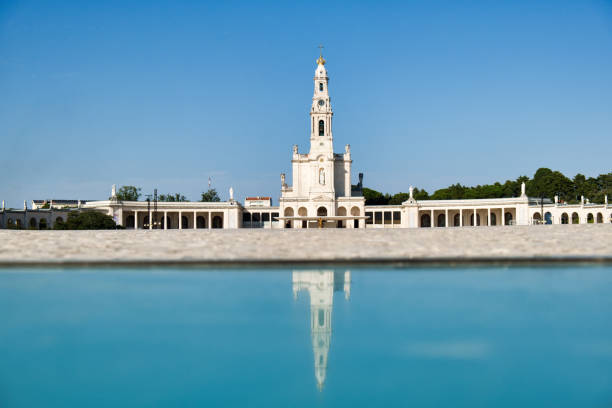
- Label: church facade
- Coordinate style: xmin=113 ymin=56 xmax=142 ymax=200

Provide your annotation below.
xmin=3 ymin=53 xmax=610 ymax=230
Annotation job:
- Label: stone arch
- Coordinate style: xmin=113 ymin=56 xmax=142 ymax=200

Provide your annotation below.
xmin=505 ymin=212 xmax=513 ymax=225
xmin=212 ymin=216 xmax=223 ymax=229
xmin=196 ymin=216 xmax=206 ymax=228
xmin=437 ymin=213 xmax=446 ymax=227
xmin=453 ymin=213 xmax=460 ymax=227
xmin=298 ymin=207 xmax=308 ymax=217
xmin=571 ymin=212 xmax=579 ymax=224
xmin=532 ymin=212 xmax=541 ymax=224
xmin=337 ymin=207 xmax=347 ymax=216
xmin=350 ymin=206 xmax=360 ymax=216
xmin=126 ymin=215 xmax=135 ymax=228
xmin=561 ymin=213 xmax=569 ymax=224
xmin=420 ymin=213 xmax=431 ymax=228
xmin=181 ymin=215 xmax=189 ymax=228
xmin=587 ymin=213 xmax=594 ymax=224
xmin=39 ymin=219 xmax=47 ymax=230
xmin=544 ymin=212 xmax=552 ymax=225
xmin=317 ymin=206 xmax=327 ymax=217
xmin=29 ymin=218 xmax=37 ymax=228
xmin=596 ymin=213 xmax=603 ymax=223
xmin=284 ymin=207 xmax=294 ymax=228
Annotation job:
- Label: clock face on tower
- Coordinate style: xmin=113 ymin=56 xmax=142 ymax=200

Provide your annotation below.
xmin=318 ymin=100 xmax=325 ymax=107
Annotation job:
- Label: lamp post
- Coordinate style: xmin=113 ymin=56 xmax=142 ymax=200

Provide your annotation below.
xmin=540 ymin=192 xmax=544 ymax=225
xmin=145 ymin=195 xmax=151 ymax=229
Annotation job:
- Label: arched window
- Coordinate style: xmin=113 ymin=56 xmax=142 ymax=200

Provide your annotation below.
xmin=490 ymin=213 xmax=497 ymax=226
xmin=181 ymin=215 xmax=189 ymax=228
xmin=561 ymin=213 xmax=569 ymax=224
xmin=196 ymin=216 xmax=206 ymax=229
xmin=597 ymin=213 xmax=603 ymax=223
xmin=587 ymin=213 xmax=594 ymax=224
xmin=319 ymin=82 xmax=324 ymax=91
xmin=437 ymin=214 xmax=445 ymax=227
xmin=505 ymin=212 xmax=513 ymax=225
xmin=29 ymin=218 xmax=37 ymax=228
xmin=420 ymin=214 xmax=430 ymax=228
xmin=571 ymin=212 xmax=579 ymax=224
xmin=453 ymin=213 xmax=460 ymax=226
xmin=544 ymin=212 xmax=552 ymax=225
xmin=39 ymin=219 xmax=47 ymax=230
xmin=319 ymin=120 xmax=324 ymax=136
xmin=212 ymin=216 xmax=223 ymax=229
xmin=317 ymin=207 xmax=327 ymax=217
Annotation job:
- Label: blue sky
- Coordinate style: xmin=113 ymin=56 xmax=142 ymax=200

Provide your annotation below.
xmin=1 ymin=0 xmax=611 ymax=206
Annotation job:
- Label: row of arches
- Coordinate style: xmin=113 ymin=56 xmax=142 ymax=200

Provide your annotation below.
xmin=420 ymin=212 xmax=513 ymax=227
xmin=283 ymin=206 xmax=361 ymax=217
xmin=557 ymin=212 xmax=605 ymax=224
xmin=6 ymin=216 xmax=63 ymax=229
xmin=283 ymin=205 xmax=361 ymax=228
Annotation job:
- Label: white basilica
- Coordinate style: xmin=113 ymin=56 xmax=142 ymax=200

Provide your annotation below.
xmin=2 ymin=53 xmax=610 ymax=230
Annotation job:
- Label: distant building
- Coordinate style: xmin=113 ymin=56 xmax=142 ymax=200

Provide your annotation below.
xmin=3 ymin=54 xmax=610 ymax=229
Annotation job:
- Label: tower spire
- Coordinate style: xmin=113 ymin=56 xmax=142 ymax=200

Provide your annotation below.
xmin=317 ymin=44 xmax=326 ymax=65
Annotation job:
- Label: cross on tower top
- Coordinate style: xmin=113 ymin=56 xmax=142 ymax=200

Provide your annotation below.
xmin=316 ymin=45 xmax=326 ymax=65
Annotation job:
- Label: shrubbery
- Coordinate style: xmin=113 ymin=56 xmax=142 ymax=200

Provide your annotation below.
xmin=53 ymin=211 xmax=123 ymax=230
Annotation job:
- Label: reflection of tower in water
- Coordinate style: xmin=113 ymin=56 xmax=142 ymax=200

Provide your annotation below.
xmin=292 ymin=270 xmax=351 ymax=391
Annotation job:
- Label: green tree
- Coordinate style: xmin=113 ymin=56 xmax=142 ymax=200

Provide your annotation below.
xmin=115 ymin=186 xmax=141 ymax=201
xmin=413 ymin=188 xmax=430 ymax=200
xmin=362 ymin=188 xmax=389 ymax=205
xmin=388 ymin=192 xmax=410 ymax=205
xmin=53 ymin=211 xmax=122 ymax=230
xmin=200 ymin=188 xmax=221 ymax=202
xmin=159 ymin=193 xmax=187 ymax=202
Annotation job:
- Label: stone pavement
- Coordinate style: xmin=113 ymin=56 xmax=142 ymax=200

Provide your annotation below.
xmin=0 ymin=224 xmax=610 ymax=265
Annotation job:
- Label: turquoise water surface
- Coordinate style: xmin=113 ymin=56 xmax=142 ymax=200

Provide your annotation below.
xmin=1 ymin=266 xmax=611 ymax=407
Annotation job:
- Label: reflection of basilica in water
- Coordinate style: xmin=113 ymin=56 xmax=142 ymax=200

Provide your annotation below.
xmin=292 ymin=270 xmax=351 ymax=391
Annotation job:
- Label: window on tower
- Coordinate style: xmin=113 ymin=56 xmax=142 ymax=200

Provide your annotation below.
xmin=319 ymin=120 xmax=324 ymax=136
xmin=319 ymin=82 xmax=324 ymax=91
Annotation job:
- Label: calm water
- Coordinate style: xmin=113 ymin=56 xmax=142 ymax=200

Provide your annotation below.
xmin=1 ymin=266 xmax=611 ymax=407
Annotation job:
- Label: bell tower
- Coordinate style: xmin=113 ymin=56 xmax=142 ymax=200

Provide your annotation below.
xmin=309 ymin=47 xmax=334 ymax=156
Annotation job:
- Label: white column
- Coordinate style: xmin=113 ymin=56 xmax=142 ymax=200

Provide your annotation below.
xmin=445 ymin=209 xmax=449 ymax=228
xmin=134 ymin=211 xmax=138 ymax=229
xmin=208 ymin=212 xmax=212 ymax=229
xmin=487 ymin=208 xmax=491 ymax=226
xmin=179 ymin=211 xmax=182 ymax=230
xmin=193 ymin=211 xmax=197 ymax=229
xmin=164 ymin=211 xmax=167 ymax=230
xmin=430 ymin=209 xmax=434 ymax=228
xmin=473 ymin=208 xmax=477 ymax=226
xmin=459 ymin=209 xmax=463 ymax=227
